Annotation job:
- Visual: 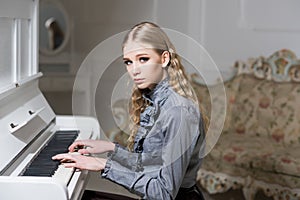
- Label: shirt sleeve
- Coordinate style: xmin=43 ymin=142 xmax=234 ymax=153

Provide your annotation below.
xmin=102 ymin=105 xmax=203 ymax=200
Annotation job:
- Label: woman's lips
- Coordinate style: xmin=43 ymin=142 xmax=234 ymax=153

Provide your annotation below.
xmin=134 ymin=78 xmax=145 ymax=84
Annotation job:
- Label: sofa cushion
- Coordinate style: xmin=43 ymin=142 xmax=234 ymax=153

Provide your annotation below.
xmin=202 ymin=133 xmax=300 ymax=188
xmin=207 ymin=133 xmax=300 ymax=171
xmin=203 ymin=133 xmax=274 ymax=170
xmin=252 ymin=146 xmax=300 ymax=178
xmin=252 ymin=167 xmax=300 ymax=189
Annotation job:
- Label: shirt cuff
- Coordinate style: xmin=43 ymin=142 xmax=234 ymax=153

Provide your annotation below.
xmin=101 ymin=143 xmax=119 ymax=177
xmin=101 ymin=157 xmax=111 ymax=177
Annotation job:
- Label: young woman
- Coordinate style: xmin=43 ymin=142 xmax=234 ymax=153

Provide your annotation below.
xmin=53 ymin=21 xmax=207 ymax=200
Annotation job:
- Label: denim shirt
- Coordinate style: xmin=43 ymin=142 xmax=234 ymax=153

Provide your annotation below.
xmin=102 ymin=78 xmax=205 ymax=200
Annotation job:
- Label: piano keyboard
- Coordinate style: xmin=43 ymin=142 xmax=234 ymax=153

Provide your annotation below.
xmin=20 ymin=130 xmax=79 ymax=184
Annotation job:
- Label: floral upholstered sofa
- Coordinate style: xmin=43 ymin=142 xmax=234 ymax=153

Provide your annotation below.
xmin=192 ymin=49 xmax=300 ymax=200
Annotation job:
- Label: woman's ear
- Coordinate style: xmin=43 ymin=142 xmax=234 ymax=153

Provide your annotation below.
xmin=161 ymin=51 xmax=170 ymax=68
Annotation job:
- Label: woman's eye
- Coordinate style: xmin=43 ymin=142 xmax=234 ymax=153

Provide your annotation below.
xmin=139 ymin=57 xmax=149 ymax=63
xmin=124 ymin=60 xmax=132 ymax=66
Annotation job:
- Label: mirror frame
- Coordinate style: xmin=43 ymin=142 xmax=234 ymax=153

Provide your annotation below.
xmin=39 ymin=0 xmax=70 ymax=56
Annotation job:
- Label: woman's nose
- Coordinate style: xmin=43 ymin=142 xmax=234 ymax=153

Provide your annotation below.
xmin=132 ymin=63 xmax=141 ymax=75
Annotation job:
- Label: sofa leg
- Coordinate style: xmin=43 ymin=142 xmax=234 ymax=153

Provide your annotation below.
xmin=242 ymin=176 xmax=257 ymax=200
xmin=242 ymin=186 xmax=257 ymax=200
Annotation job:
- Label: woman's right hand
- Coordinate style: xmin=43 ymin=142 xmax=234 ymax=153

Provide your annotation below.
xmin=68 ymin=139 xmax=115 ymax=154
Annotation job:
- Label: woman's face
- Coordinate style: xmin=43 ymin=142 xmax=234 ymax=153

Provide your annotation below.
xmin=123 ymin=43 xmax=169 ymax=90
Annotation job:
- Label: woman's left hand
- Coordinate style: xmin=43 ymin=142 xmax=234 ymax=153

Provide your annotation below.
xmin=52 ymin=153 xmax=107 ymax=171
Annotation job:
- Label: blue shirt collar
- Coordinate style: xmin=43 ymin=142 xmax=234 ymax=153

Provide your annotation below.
xmin=139 ymin=78 xmax=170 ymax=128
xmin=142 ymin=77 xmax=170 ymax=107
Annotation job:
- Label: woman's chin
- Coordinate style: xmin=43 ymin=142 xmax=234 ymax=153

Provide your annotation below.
xmin=136 ymin=84 xmax=148 ymax=89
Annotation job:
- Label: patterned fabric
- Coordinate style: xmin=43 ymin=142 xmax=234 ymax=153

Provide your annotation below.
xmin=230 ymin=75 xmax=300 ymax=146
xmin=190 ymin=74 xmax=241 ymax=133
xmin=191 ymin=70 xmax=300 ymax=192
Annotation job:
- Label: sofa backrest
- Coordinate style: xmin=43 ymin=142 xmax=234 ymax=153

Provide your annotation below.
xmin=190 ymin=49 xmax=300 ymax=146
xmin=190 ymin=74 xmax=241 ymax=134
xmin=230 ymin=75 xmax=300 ymax=146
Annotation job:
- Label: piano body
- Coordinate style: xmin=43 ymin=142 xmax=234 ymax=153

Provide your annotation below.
xmin=0 ymin=0 xmax=100 ymax=199
xmin=0 ymin=74 xmax=100 ymax=200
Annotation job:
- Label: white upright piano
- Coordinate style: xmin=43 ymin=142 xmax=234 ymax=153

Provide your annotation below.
xmin=0 ymin=0 xmax=100 ymax=199
xmin=0 ymin=76 xmax=100 ymax=200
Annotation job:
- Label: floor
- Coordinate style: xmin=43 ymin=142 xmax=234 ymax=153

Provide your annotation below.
xmin=200 ymin=187 xmax=273 ymax=200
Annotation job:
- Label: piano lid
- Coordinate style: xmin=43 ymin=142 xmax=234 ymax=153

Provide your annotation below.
xmin=0 ymin=74 xmax=56 ymax=174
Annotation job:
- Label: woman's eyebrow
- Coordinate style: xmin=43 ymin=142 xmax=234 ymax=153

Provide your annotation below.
xmin=123 ymin=57 xmax=130 ymax=60
xmin=123 ymin=53 xmax=149 ymax=60
xmin=136 ymin=53 xmax=148 ymax=57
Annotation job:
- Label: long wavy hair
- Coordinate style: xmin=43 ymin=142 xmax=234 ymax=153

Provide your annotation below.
xmin=123 ymin=22 xmax=209 ymax=151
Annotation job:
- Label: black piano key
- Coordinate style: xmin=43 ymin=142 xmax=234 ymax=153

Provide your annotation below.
xmin=21 ymin=130 xmax=79 ymax=177
xmin=23 ymin=170 xmax=55 ymax=176
xmin=29 ymin=161 xmax=59 ymax=168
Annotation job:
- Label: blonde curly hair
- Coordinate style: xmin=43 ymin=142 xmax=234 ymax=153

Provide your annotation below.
xmin=123 ymin=22 xmax=209 ymax=151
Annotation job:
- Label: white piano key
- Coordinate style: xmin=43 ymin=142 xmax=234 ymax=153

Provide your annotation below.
xmin=52 ymin=164 xmax=75 ymax=186
xmin=52 ymin=152 xmax=81 ymax=186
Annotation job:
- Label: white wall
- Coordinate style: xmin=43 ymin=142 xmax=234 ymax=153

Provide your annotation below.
xmin=155 ymin=0 xmax=300 ymax=74
xmin=197 ymin=0 xmax=300 ymax=69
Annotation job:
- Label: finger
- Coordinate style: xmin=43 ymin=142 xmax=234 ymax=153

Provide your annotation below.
xmin=78 ymin=149 xmax=90 ymax=154
xmin=52 ymin=153 xmax=72 ymax=160
xmin=69 ymin=141 xmax=85 ymax=152
xmin=52 ymin=154 xmax=64 ymax=160
xmin=62 ymin=162 xmax=77 ymax=168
